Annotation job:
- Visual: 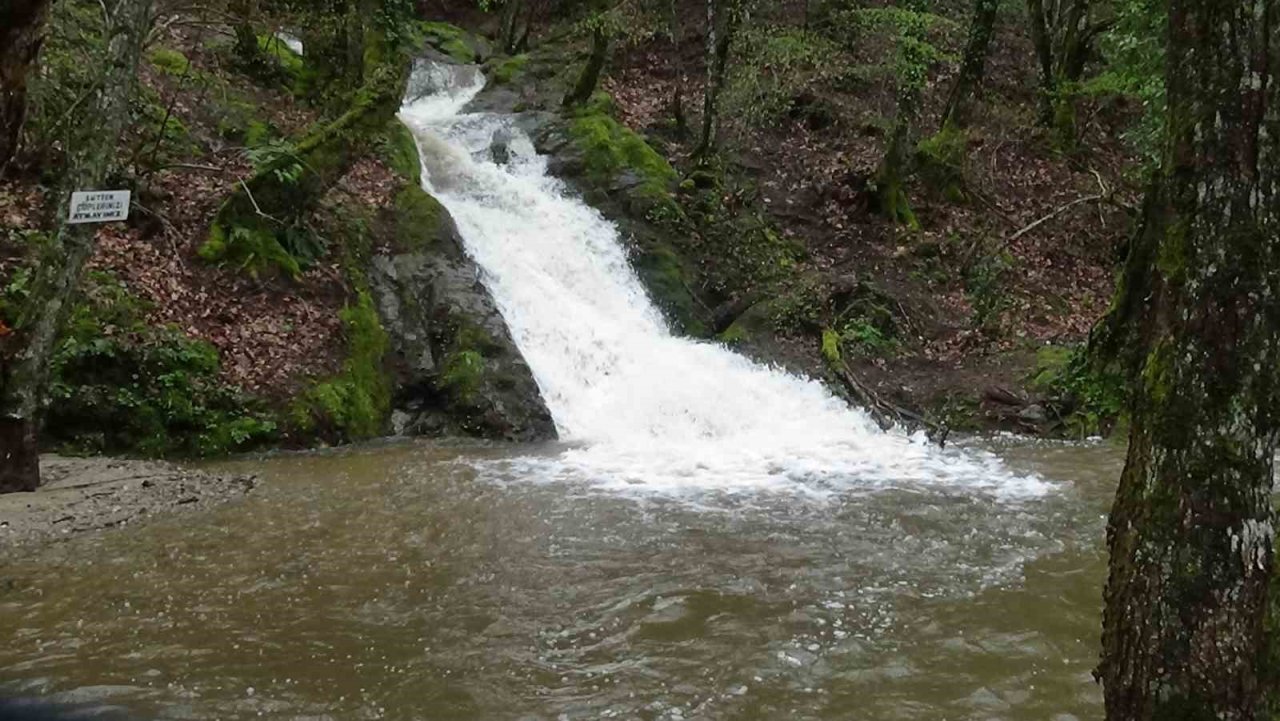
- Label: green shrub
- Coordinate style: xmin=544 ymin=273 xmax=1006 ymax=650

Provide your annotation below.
xmin=46 ymin=274 xmax=277 ymax=456
xmin=149 ymin=47 xmax=191 ymax=75
xmin=290 ymin=291 xmax=391 ymax=441
xmin=724 ymin=27 xmax=852 ymax=129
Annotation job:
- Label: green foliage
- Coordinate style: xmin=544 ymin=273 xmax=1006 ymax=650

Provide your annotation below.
xmin=199 ymin=221 xmax=303 ymax=279
xmin=1081 ymin=0 xmax=1166 ymax=163
xmin=965 ymin=247 xmax=1012 ymax=332
xmin=490 ymin=54 xmax=530 ymax=85
xmin=916 ymin=124 xmax=967 ymax=200
xmin=290 ymin=292 xmax=391 ymax=441
xmin=379 ymin=120 xmax=422 ymax=181
xmin=148 ymin=47 xmax=191 ymax=75
xmin=1029 ymin=345 xmax=1127 ymax=437
xmin=769 ymin=275 xmax=828 ymax=332
xmin=46 ymin=274 xmax=277 ymax=456
xmin=833 ymin=5 xmax=956 ymax=88
xmin=23 ymin=0 xmax=107 ymax=160
xmin=724 ymin=26 xmax=852 ymax=129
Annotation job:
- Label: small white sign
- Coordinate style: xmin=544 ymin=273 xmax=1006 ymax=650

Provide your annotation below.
xmin=67 ymin=190 xmax=131 ymax=224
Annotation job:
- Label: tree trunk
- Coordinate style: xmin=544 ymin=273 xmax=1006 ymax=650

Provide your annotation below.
xmin=1098 ymin=0 xmax=1280 ymax=717
xmin=500 ymin=0 xmax=524 ymax=55
xmin=563 ymin=25 xmax=609 ymax=107
xmin=0 ymin=0 xmax=153 ymax=493
xmin=694 ymin=0 xmax=734 ymax=161
xmin=940 ymin=0 xmax=999 ymax=129
xmin=1024 ymin=0 xmax=1055 ymax=125
xmin=0 ymin=0 xmax=53 ymax=172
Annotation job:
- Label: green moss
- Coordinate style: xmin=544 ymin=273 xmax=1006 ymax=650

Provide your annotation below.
xmin=821 ymin=328 xmax=842 ymax=364
xmin=290 ymin=291 xmax=391 ymax=441
xmin=418 ymin=21 xmax=477 ymax=63
xmin=256 ymin=33 xmax=305 ymax=88
xmin=717 ymin=322 xmax=750 ymax=345
xmin=634 ymin=246 xmax=706 ymax=335
xmin=46 ymin=273 xmax=277 ymax=456
xmin=149 ymin=47 xmax=191 ymax=75
xmin=1030 ymin=344 xmax=1128 ymax=438
xmin=490 ymin=54 xmax=529 ymax=85
xmin=380 ymin=120 xmax=422 ymax=182
xmin=199 ymin=221 xmax=302 ymax=279
xmin=567 ymin=105 xmax=679 ymax=206
xmin=392 ymin=185 xmax=447 ymax=252
xmin=916 ymin=124 xmax=967 ymax=200
xmin=1030 ymin=344 xmax=1075 ymax=392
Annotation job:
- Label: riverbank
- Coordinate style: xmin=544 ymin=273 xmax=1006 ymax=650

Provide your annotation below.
xmin=0 ymin=456 xmax=256 ymax=552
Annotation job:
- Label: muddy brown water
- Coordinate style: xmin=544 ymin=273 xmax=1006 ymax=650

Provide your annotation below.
xmin=0 ymin=437 xmax=1119 ymax=720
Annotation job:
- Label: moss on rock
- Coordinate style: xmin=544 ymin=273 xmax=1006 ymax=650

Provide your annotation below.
xmin=289 ymin=291 xmax=392 ymax=441
xmin=391 ymin=185 xmax=448 ymax=253
xmin=633 ymin=246 xmax=706 ymax=336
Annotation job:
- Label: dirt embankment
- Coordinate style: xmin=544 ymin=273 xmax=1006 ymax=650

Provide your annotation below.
xmin=0 ymin=457 xmax=256 ymax=553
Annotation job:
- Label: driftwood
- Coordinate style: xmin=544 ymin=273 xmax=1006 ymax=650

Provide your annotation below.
xmin=828 ymin=356 xmax=950 ymax=447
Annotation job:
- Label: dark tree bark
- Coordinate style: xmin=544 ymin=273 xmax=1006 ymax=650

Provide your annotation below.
xmin=693 ymin=0 xmax=739 ymax=161
xmin=0 ymin=0 xmax=153 ymax=493
xmin=0 ymin=0 xmax=53 ymax=171
xmin=563 ymin=25 xmax=609 ymax=107
xmin=1097 ymin=0 xmax=1280 ymax=717
xmin=940 ymin=0 xmax=999 ymax=129
xmin=1024 ymin=0 xmax=1056 ymax=125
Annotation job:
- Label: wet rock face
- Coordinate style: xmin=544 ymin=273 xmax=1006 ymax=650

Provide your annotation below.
xmin=367 ymin=197 xmax=555 ymax=442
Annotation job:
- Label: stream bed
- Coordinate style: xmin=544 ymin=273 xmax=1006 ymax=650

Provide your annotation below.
xmin=0 ymin=437 xmax=1116 ymax=720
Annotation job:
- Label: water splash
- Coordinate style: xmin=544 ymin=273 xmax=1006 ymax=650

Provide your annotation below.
xmin=397 ymin=63 xmax=1049 ymax=499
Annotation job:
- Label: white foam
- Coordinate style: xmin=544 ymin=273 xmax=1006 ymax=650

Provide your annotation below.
xmin=398 ymin=63 xmax=1051 ymax=500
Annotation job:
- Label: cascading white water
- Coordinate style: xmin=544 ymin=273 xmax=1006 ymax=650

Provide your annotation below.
xmin=398 ymin=63 xmax=1049 ymax=498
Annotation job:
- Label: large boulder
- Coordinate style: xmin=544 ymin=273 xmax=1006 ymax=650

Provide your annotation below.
xmin=368 ymin=185 xmax=555 ymax=441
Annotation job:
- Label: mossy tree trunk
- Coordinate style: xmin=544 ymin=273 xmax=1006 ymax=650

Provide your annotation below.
xmin=229 ymin=0 xmax=262 ymax=69
xmin=939 ymin=0 xmax=999 ymax=130
xmin=874 ymin=0 xmax=928 ymax=228
xmin=563 ymin=25 xmax=609 ymax=107
xmin=0 ymin=0 xmax=152 ymax=493
xmin=1098 ymin=0 xmax=1280 ymax=717
xmin=0 ymin=0 xmax=53 ymax=171
xmin=500 ymin=0 xmax=525 ymax=54
xmin=1024 ymin=0 xmax=1056 ymax=125
xmin=1023 ymin=0 xmax=1091 ymax=137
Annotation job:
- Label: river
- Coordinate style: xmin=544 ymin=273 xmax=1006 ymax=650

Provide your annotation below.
xmin=0 ymin=437 xmax=1115 ymax=720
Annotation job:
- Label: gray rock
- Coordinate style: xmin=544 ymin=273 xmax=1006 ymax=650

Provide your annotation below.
xmin=367 ymin=197 xmax=555 ymax=442
xmin=1018 ymin=403 xmax=1048 ymax=424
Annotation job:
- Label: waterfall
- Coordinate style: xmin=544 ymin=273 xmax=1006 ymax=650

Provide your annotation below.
xmin=398 ymin=63 xmax=1048 ymax=498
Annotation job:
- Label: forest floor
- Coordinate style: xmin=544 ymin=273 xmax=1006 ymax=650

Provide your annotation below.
xmin=596 ymin=0 xmax=1142 ymax=430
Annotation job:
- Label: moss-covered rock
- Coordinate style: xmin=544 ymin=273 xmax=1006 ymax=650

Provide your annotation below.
xmin=489 ymin=54 xmax=530 ymax=85
xmin=633 ymin=245 xmax=705 ymax=336
xmin=289 ymin=291 xmax=392 ymax=441
xmin=367 ymin=187 xmax=555 ymax=441
xmin=390 ymin=185 xmax=448 ymax=253
xmin=416 ymin=21 xmax=488 ymax=63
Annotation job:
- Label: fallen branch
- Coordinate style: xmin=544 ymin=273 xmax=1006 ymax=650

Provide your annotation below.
xmin=828 ymin=355 xmax=949 ymax=446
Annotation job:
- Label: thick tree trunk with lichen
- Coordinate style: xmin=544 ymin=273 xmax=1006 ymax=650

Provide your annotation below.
xmin=0 ymin=0 xmax=53 ymax=171
xmin=940 ymin=0 xmax=999 ymax=129
xmin=0 ymin=0 xmax=153 ymax=493
xmin=1097 ymin=0 xmax=1280 ymax=717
